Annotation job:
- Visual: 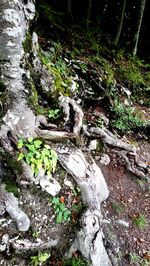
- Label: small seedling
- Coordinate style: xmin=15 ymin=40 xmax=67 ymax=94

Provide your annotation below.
xmin=97 ymin=118 xmax=104 ymax=128
xmin=17 ymin=137 xmax=57 ymax=176
xmin=32 ymin=231 xmax=39 ymax=238
xmin=129 ymin=252 xmax=141 ymax=265
xmin=48 ymin=108 xmax=60 ymax=120
xmin=72 ymin=187 xmax=81 ymax=196
xmin=51 ymin=197 xmax=71 ymax=223
xmin=133 ymin=214 xmax=148 ymax=229
xmin=62 ymin=257 xmax=88 ymax=266
xmin=111 ymin=202 xmax=125 ymax=214
xmin=30 ymin=252 xmax=50 ymax=266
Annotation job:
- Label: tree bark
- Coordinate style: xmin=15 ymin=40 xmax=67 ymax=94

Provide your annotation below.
xmin=132 ymin=0 xmax=146 ymax=56
xmin=113 ymin=0 xmax=127 ymax=46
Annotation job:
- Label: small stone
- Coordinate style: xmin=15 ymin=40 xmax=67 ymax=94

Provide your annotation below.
xmin=99 ymin=154 xmax=110 ymax=166
xmin=88 ymin=139 xmax=97 ymax=150
xmin=116 ymin=219 xmax=129 ymax=227
xmin=128 ymin=198 xmax=133 ymax=203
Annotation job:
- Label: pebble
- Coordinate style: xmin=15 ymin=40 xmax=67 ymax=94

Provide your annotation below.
xmin=116 ymin=219 xmax=129 ymax=227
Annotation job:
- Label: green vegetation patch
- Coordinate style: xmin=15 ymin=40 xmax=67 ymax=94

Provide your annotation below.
xmin=62 ymin=257 xmax=89 ymax=266
xmin=17 ymin=137 xmax=57 ymax=176
xmin=51 ymin=196 xmax=71 ymax=224
xmin=111 ymin=100 xmax=146 ymax=133
xmin=133 ymin=214 xmax=148 ymax=230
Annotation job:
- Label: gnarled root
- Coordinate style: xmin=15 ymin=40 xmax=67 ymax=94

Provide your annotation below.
xmin=56 ymin=143 xmax=111 ymax=265
xmin=83 ymin=125 xmax=149 ymax=180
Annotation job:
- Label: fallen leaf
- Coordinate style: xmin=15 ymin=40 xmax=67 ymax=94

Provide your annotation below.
xmin=60 ymin=196 xmax=65 ymax=203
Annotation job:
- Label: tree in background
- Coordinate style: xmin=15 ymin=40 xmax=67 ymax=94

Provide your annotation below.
xmin=113 ymin=0 xmax=127 ymax=46
xmin=132 ymin=0 xmax=146 ymax=56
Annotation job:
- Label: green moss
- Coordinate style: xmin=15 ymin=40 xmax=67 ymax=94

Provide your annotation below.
xmin=62 ymin=257 xmax=89 ymax=266
xmin=3 ymin=176 xmax=19 ymax=197
xmin=6 ymin=154 xmax=23 ymax=175
xmin=0 ymin=80 xmax=7 ymax=118
xmin=0 ymin=80 xmax=6 ymax=92
xmin=40 ymin=51 xmax=72 ymax=97
xmin=111 ymin=100 xmax=146 ymax=133
xmin=23 ymin=32 xmax=32 ymax=53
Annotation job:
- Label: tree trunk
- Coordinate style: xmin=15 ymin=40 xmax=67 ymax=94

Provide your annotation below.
xmin=113 ymin=0 xmax=127 ymax=46
xmin=132 ymin=0 xmax=146 ymax=56
xmin=0 ymin=1 xmax=111 ymax=265
xmin=86 ymin=0 xmax=92 ymax=31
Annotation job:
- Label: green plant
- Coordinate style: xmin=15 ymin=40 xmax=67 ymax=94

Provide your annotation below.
xmin=129 ymin=251 xmax=150 ymax=266
xmin=48 ymin=108 xmax=60 ymax=120
xmin=111 ymin=101 xmax=144 ymax=133
xmin=62 ymin=257 xmax=88 ymax=266
xmin=111 ymin=202 xmax=125 ymax=213
xmin=133 ymin=214 xmax=148 ymax=230
xmin=17 ymin=137 xmax=57 ymax=176
xmin=32 ymin=230 xmax=39 ymax=238
xmin=129 ymin=252 xmax=141 ymax=265
xmin=51 ymin=197 xmax=71 ymax=223
xmin=40 ymin=51 xmax=72 ymax=97
xmin=30 ymin=252 xmax=50 ymax=266
xmin=97 ymin=118 xmax=104 ymax=128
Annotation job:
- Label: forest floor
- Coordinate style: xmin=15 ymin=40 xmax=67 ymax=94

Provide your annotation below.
xmin=101 ymin=141 xmax=150 ymax=266
xmin=1 ymin=6 xmax=150 ymax=265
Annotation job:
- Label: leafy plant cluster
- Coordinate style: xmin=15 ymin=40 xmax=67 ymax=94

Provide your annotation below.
xmin=129 ymin=251 xmax=150 ymax=266
xmin=111 ymin=201 xmax=125 ymax=214
xmin=48 ymin=108 xmax=60 ymax=120
xmin=17 ymin=137 xmax=57 ymax=176
xmin=111 ymin=101 xmax=145 ymax=133
xmin=30 ymin=252 xmax=50 ymax=266
xmin=133 ymin=214 xmax=148 ymax=230
xmin=63 ymin=257 xmax=88 ymax=266
xmin=40 ymin=49 xmax=74 ymax=97
xmin=51 ymin=197 xmax=71 ymax=223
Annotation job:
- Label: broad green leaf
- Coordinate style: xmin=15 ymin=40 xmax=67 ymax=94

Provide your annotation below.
xmin=30 ymin=157 xmax=36 ymax=163
xmin=36 ymin=160 xmax=42 ymax=170
xmin=52 ymin=197 xmax=59 ymax=204
xmin=26 ymin=144 xmax=35 ymax=152
xmin=17 ymin=153 xmax=24 ymax=161
xmin=56 ymin=211 xmax=63 ymax=223
xmin=44 ymin=144 xmax=51 ymax=149
xmin=55 ymin=207 xmax=60 ymax=213
xmin=17 ymin=140 xmax=24 ymax=149
xmin=59 ymin=204 xmax=67 ymax=212
xmin=42 ymin=148 xmax=50 ymax=156
xmin=33 ymin=140 xmax=42 ymax=148
xmin=25 ymin=154 xmax=32 ymax=164
xmin=39 ymin=252 xmax=50 ymax=262
xmin=28 ymin=137 xmax=33 ymax=143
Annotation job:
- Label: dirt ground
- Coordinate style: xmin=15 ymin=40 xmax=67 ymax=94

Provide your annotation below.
xmin=100 ymin=140 xmax=150 ymax=266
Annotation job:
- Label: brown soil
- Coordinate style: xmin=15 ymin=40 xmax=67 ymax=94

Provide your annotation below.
xmin=100 ymin=141 xmax=150 ymax=266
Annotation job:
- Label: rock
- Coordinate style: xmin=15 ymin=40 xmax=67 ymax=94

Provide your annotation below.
xmin=0 ymin=234 xmax=9 ymax=252
xmin=39 ymin=175 xmax=61 ymax=196
xmin=5 ymin=192 xmax=30 ymax=232
xmin=100 ymin=154 xmax=111 ymax=166
xmin=64 ymin=179 xmax=74 ymax=190
xmin=0 ymin=184 xmax=30 ymax=232
xmin=116 ymin=220 xmax=129 ymax=227
xmin=88 ymin=139 xmax=97 ymax=150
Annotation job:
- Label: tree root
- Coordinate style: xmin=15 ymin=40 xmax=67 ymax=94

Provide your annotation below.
xmin=83 ymin=125 xmax=150 ymax=180
xmin=56 ymin=143 xmax=111 ymax=265
xmin=11 ymin=238 xmax=59 ymax=251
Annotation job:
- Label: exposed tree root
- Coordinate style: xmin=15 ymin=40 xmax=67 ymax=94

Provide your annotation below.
xmin=83 ymin=125 xmax=150 ymax=180
xmin=11 ymin=238 xmax=59 ymax=251
xmin=56 ymin=143 xmax=111 ymax=265
xmin=0 ymin=1 xmax=149 ymax=265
